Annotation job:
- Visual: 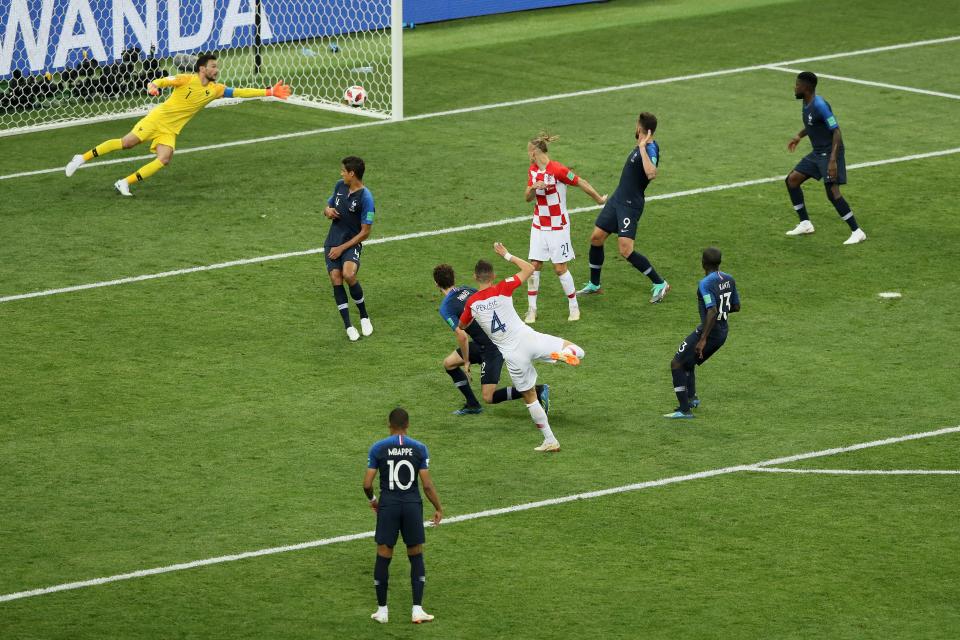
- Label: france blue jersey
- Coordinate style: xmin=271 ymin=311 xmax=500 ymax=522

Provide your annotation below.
xmin=367 ymin=433 xmax=429 ymax=505
xmin=611 ymin=141 xmax=660 ymax=208
xmin=802 ymin=96 xmax=839 ymax=153
xmin=439 ymin=286 xmax=493 ymax=346
xmin=697 ymin=271 xmax=739 ymax=337
xmin=324 ymin=180 xmax=375 ymax=249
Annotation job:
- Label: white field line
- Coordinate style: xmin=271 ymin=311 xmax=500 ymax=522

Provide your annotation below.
xmin=753 ymin=467 xmax=960 ymax=475
xmin=3 ymin=145 xmax=960 ymax=305
xmin=1 ymin=424 xmax=957 ymax=604
xmin=766 ymin=66 xmax=960 ymax=100
xmin=2 ymin=34 xmax=958 ymax=183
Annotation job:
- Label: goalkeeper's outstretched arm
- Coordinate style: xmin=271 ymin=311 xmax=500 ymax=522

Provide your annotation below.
xmin=224 ymin=81 xmax=292 ymax=100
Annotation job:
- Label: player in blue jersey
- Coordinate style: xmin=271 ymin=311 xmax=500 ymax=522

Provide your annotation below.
xmin=784 ymin=71 xmax=867 ymax=245
xmin=434 ymin=264 xmax=549 ymax=415
xmin=363 ymin=407 xmax=443 ymax=624
xmin=664 ymin=248 xmax=740 ymax=419
xmin=577 ymin=112 xmax=671 ymax=303
xmin=323 ymin=156 xmax=377 ymax=341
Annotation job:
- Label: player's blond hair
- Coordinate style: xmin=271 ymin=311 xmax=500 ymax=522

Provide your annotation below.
xmin=529 ymin=131 xmax=560 ymax=153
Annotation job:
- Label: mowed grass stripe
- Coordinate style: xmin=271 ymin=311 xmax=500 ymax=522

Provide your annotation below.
xmin=2 ymin=144 xmax=958 ymax=305
xmin=2 ymin=33 xmax=958 ymax=183
xmin=2 ymin=424 xmax=957 ymax=604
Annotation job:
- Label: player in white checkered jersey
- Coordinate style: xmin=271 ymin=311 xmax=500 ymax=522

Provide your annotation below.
xmin=458 ymin=243 xmax=586 ymax=453
xmin=524 ymin=133 xmax=607 ymax=324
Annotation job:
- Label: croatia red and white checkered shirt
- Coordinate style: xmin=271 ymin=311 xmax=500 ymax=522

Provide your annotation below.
xmin=528 ymin=160 xmax=579 ymax=231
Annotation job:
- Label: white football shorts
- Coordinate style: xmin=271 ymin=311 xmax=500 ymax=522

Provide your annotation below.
xmin=528 ymin=226 xmax=575 ymax=264
xmin=501 ymin=330 xmax=566 ymax=392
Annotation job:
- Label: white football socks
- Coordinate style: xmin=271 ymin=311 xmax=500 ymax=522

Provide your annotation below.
xmin=527 ymin=270 xmax=540 ymax=311
xmin=558 ymin=270 xmax=578 ymax=309
xmin=526 ymin=400 xmax=556 ymax=442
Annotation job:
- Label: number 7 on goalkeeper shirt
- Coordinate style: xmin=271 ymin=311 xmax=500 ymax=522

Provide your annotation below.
xmin=64 ymin=53 xmax=291 ymax=196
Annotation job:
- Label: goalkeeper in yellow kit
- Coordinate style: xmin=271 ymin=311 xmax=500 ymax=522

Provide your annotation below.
xmin=65 ymin=53 xmax=291 ymax=196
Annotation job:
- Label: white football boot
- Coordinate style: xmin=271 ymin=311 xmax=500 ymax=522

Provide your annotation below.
xmin=534 ymin=440 xmax=561 ymax=453
xmin=360 ymin=317 xmax=374 ymax=336
xmin=843 ymin=228 xmax=867 ymax=245
xmin=785 ymin=220 xmax=815 ymax=236
xmin=65 ymin=154 xmax=85 ymax=177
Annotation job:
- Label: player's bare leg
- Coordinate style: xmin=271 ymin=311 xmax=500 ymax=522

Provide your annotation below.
xmin=577 ymin=226 xmax=609 ymax=295
xmin=553 ymin=261 xmax=580 ymax=321
xmin=521 ymin=386 xmax=559 ymax=452
xmin=785 ymin=170 xmax=815 ymax=236
xmin=526 ymin=260 xmax=542 ymax=323
xmin=550 ymin=339 xmax=585 ymax=366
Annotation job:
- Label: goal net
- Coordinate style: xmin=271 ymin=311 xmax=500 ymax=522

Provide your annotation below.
xmin=0 ymin=0 xmax=402 ymax=136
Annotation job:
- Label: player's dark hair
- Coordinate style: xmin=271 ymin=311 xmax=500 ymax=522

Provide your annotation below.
xmin=342 ymin=156 xmax=365 ymax=180
xmin=433 ymin=264 xmax=455 ymax=289
xmin=195 ymin=53 xmax=217 ymax=71
xmin=638 ymin=112 xmax=657 ymax=134
xmin=702 ymin=247 xmax=722 ymax=270
xmin=389 ymin=407 xmax=409 ymax=428
xmin=530 ymin=131 xmax=559 ymax=153
xmin=797 ymin=71 xmax=818 ymax=89
xmin=474 ymin=259 xmax=495 ymax=283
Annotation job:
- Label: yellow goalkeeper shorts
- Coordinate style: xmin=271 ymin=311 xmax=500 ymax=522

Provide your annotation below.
xmin=130 ymin=116 xmax=178 ymax=152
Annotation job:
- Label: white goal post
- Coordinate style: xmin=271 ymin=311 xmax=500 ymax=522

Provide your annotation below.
xmin=0 ymin=0 xmax=403 ymax=136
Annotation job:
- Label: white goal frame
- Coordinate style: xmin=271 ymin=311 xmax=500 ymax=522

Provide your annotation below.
xmin=0 ymin=0 xmax=403 ymax=137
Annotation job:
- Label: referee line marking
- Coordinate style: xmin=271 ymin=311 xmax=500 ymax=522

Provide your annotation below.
xmin=2 ymin=144 xmax=959 ymax=305
xmin=1 ymin=424 xmax=957 ymax=604
xmin=1 ymin=34 xmax=958 ymax=182
xmin=753 ymin=467 xmax=960 ymax=475
xmin=765 ymin=65 xmax=960 ymax=101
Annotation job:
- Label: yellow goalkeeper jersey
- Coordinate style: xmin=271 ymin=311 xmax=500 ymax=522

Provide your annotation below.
xmin=146 ymin=74 xmax=227 ymax=134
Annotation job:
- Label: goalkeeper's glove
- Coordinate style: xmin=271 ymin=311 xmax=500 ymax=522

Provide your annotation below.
xmin=266 ymin=80 xmax=291 ymax=100
xmin=147 ymin=82 xmax=160 ymax=96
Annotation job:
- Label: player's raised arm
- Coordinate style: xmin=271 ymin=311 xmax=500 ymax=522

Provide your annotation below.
xmin=493 ymin=242 xmax=534 ymax=283
xmin=418 ymin=469 xmax=443 ymax=525
xmin=222 ymin=80 xmax=292 ymax=100
xmin=637 ymin=131 xmax=657 ymax=181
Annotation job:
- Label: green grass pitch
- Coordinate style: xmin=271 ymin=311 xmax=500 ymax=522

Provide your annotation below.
xmin=1 ymin=0 xmax=959 ymax=637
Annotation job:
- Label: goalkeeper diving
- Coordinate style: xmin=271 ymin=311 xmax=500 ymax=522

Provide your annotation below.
xmin=65 ymin=53 xmax=292 ymax=195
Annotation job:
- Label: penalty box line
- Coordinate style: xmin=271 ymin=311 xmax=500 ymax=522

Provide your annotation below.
xmin=1 ymin=34 xmax=959 ymax=182
xmin=1 ymin=424 xmax=958 ymax=604
xmin=765 ymin=66 xmax=960 ymax=101
xmin=2 ymin=144 xmax=960 ymax=305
